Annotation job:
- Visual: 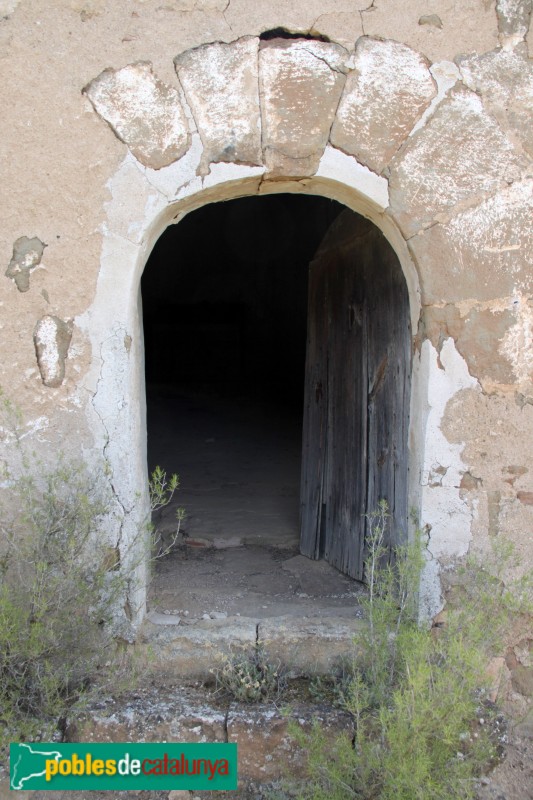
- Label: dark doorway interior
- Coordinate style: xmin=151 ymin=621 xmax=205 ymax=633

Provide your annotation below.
xmin=142 ymin=194 xmax=344 ymax=548
xmin=142 ymin=194 xmax=411 ymax=576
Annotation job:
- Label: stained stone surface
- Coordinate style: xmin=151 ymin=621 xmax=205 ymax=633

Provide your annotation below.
xmin=227 ymin=704 xmax=353 ymax=781
xmin=496 ymin=0 xmax=532 ymax=39
xmin=458 ymin=47 xmax=533 ymax=160
xmin=65 ymin=685 xmax=354 ymax=783
xmin=65 ymin=686 xmax=227 ymax=743
xmin=175 ymin=37 xmax=262 ymax=175
xmin=388 ymin=87 xmax=526 ymax=238
xmin=259 ymin=38 xmax=348 ymax=177
xmin=409 ymin=179 xmax=533 ymax=303
xmin=5 ymin=235 xmax=46 ymax=292
xmin=33 ymin=315 xmax=73 ymax=388
xmin=141 ymin=616 xmax=258 ymax=678
xmin=83 ymin=61 xmax=190 ymax=169
xmin=260 ymin=616 xmax=364 ymax=675
xmin=330 ymin=37 xmax=436 ymax=174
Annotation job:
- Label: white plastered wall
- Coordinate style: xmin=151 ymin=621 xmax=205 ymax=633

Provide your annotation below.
xmin=79 ymin=141 xmax=475 ymax=625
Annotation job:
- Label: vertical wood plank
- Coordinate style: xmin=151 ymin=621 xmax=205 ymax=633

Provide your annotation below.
xmin=300 ymin=210 xmax=411 ymax=579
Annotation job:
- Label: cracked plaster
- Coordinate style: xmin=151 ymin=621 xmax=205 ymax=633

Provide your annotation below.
xmin=2 ymin=10 xmax=531 ymax=625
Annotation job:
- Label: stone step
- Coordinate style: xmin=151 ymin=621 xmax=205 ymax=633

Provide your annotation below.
xmin=65 ymin=685 xmax=353 ymax=786
xmin=139 ymin=613 xmax=365 ymax=679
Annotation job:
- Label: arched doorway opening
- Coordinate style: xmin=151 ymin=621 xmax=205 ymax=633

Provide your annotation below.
xmin=141 ymin=192 xmax=411 ymax=590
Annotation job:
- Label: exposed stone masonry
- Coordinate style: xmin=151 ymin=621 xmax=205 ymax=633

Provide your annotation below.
xmin=1 ymin=2 xmax=532 ymax=706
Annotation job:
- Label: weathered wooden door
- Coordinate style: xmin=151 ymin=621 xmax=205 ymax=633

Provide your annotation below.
xmin=300 ymin=210 xmax=411 ymax=580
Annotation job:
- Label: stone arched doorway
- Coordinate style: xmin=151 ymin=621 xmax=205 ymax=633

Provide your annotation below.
xmin=141 ymin=192 xmax=411 ymax=582
xmin=79 ymin=31 xmax=448 ymax=623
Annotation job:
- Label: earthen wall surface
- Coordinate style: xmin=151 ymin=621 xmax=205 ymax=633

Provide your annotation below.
xmin=1 ymin=0 xmax=532 ymax=624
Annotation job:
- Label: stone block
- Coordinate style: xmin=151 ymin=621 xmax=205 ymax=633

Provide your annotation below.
xmin=227 ymin=703 xmax=353 ymax=781
xmin=175 ymin=37 xmax=262 ymax=176
xmin=331 ymin=37 xmax=436 ymax=174
xmin=458 ymin=48 xmax=533 ymax=159
xmin=65 ymin=686 xmax=226 ymax=744
xmin=389 ymin=87 xmax=526 ymax=238
xmin=259 ymin=38 xmax=348 ymax=177
xmin=33 ymin=315 xmax=73 ymax=388
xmin=140 ymin=616 xmax=257 ymax=678
xmin=259 ymin=615 xmax=364 ymax=675
xmin=83 ymin=62 xmax=190 ymax=170
xmin=408 ymin=179 xmax=533 ymax=303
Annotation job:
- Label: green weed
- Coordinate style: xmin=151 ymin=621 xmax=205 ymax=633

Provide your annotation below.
xmin=290 ymin=501 xmax=528 ymax=800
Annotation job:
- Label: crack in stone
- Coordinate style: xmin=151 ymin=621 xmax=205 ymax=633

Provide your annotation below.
xmin=223 ymin=706 xmax=230 ymax=743
xmin=359 ymin=1 xmax=376 ymax=36
xmin=221 ymin=0 xmax=234 ymax=35
xmin=402 ymin=174 xmax=525 ymax=240
xmin=299 ymin=45 xmax=348 ymax=75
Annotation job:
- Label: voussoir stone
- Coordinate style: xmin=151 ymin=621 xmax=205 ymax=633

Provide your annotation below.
xmin=259 ymin=38 xmax=349 ymax=178
xmin=330 ymin=37 xmax=436 ymax=175
xmin=33 ymin=315 xmax=73 ymax=388
xmin=175 ymin=37 xmax=261 ymax=175
xmin=458 ymin=47 xmax=533 ymax=160
xmin=409 ymin=179 xmax=533 ymax=303
xmin=389 ymin=86 xmax=526 ymax=238
xmin=83 ymin=61 xmax=190 ymax=170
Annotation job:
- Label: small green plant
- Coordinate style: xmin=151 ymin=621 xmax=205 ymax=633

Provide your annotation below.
xmin=212 ymin=642 xmax=287 ymax=704
xmin=289 ymin=501 xmax=528 ymax=800
xmin=148 ymin=465 xmax=185 ymax=558
xmin=0 ymin=390 xmax=187 ymax=758
xmin=0 ymin=457 xmax=124 ymax=748
xmin=307 ymin=660 xmax=355 ymax=709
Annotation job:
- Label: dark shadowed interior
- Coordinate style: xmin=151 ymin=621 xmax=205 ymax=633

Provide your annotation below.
xmin=141 ymin=193 xmax=411 ymax=570
xmin=141 ymin=194 xmax=344 ymax=546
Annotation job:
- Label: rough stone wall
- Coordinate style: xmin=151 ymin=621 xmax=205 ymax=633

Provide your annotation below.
xmin=0 ymin=0 xmax=532 ymax=623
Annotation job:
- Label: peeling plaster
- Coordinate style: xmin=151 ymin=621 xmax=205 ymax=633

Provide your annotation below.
xmin=420 ymin=338 xmax=479 ymax=560
xmin=5 ymin=236 xmax=47 ymax=292
xmin=500 ymin=293 xmax=533 ymax=385
xmin=411 ymin=60 xmax=461 ymax=135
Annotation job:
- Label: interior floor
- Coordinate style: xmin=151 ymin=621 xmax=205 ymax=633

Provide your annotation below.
xmin=146 ymin=386 xmax=365 ymax=622
xmin=147 ymin=387 xmax=302 ymax=548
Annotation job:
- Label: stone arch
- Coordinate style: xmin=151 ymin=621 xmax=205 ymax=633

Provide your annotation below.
xmin=80 ymin=33 xmax=516 ymax=623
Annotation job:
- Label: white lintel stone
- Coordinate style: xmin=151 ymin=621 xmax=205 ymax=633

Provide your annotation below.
xmin=388 ymin=86 xmax=527 ymax=238
xmin=83 ymin=62 xmax=190 ymax=170
xmin=34 ymin=315 xmax=73 ymax=388
xmin=330 ymin=37 xmax=437 ymax=175
xmin=259 ymin=38 xmax=349 ymax=178
xmin=175 ymin=37 xmax=262 ymax=176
